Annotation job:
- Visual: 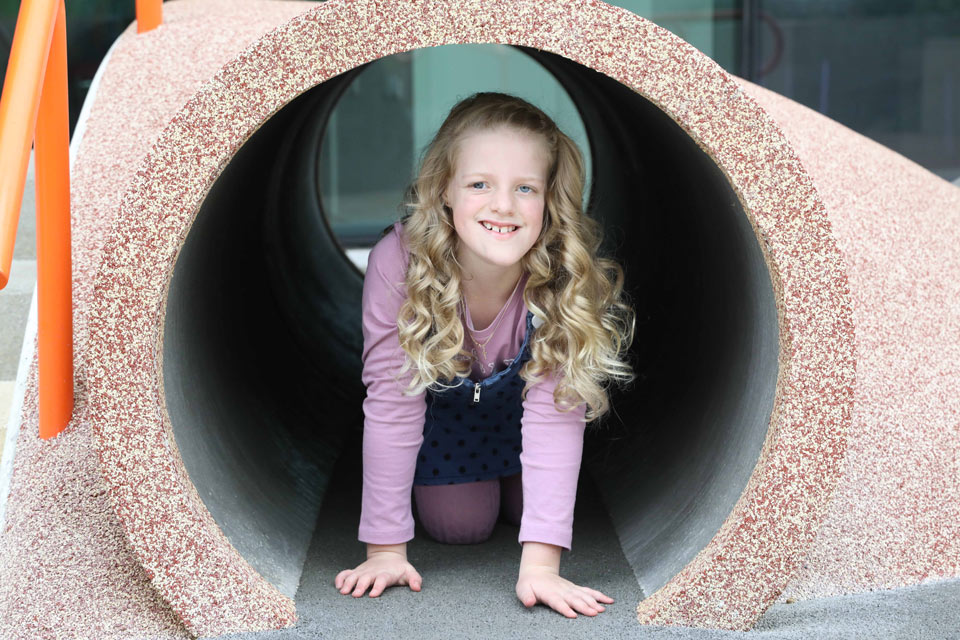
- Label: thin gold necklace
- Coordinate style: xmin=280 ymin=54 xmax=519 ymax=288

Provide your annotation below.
xmin=461 ymin=274 xmax=522 ymax=370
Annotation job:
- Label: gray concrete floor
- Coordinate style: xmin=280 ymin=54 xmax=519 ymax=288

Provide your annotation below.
xmin=215 ymin=434 xmax=960 ymax=640
xmin=0 ymin=154 xmax=36 ymax=462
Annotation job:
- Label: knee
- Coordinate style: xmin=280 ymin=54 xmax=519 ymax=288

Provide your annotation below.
xmin=420 ymin=511 xmax=496 ymax=545
xmin=414 ymin=482 xmax=499 ymax=545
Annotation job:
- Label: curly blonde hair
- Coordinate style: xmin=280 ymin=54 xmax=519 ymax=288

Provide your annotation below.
xmin=392 ymin=92 xmax=635 ymax=422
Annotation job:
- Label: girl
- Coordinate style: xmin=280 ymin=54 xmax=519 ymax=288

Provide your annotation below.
xmin=335 ymin=92 xmax=635 ymax=619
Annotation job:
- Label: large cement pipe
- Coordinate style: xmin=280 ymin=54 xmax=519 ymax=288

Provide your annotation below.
xmin=0 ymin=0 xmax=949 ymax=635
xmin=82 ymin=0 xmax=866 ymax=636
xmin=164 ymin=43 xmax=777 ymax=608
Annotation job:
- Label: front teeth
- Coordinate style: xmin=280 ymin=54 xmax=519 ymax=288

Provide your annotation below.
xmin=481 ymin=221 xmax=517 ymax=234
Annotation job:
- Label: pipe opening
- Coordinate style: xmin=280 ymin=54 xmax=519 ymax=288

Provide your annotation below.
xmin=162 ymin=45 xmax=778 ymax=601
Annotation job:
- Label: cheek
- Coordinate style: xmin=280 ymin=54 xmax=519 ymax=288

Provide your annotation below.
xmin=453 ymin=212 xmax=480 ymax=240
xmin=450 ymin=208 xmax=468 ymax=229
xmin=527 ymin=204 xmax=545 ymax=234
xmin=523 ymin=213 xmax=544 ymax=251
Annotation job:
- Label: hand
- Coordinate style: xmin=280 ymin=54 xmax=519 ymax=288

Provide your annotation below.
xmin=335 ymin=546 xmax=422 ymax=598
xmin=516 ymin=566 xmax=614 ymax=618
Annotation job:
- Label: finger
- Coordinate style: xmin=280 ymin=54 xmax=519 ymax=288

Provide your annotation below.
xmin=335 ymin=570 xmax=352 ymax=590
xmin=584 ymin=587 xmax=614 ymax=603
xmin=339 ymin=572 xmax=359 ymax=595
xmin=369 ymin=574 xmax=390 ymax=598
xmin=576 ymin=590 xmax=605 ymax=612
xmin=516 ymin=582 xmax=537 ymax=608
xmin=568 ymin=594 xmax=601 ymax=616
xmin=545 ymin=593 xmax=577 ymax=618
xmin=352 ymin=574 xmax=374 ymax=597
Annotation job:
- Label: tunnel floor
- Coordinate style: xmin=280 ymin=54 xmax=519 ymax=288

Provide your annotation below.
xmin=224 ymin=430 xmax=647 ymax=637
xmin=212 ymin=430 xmax=960 ymax=639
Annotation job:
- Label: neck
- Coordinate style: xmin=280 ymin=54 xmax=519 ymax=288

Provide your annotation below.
xmin=457 ymin=253 xmax=524 ymax=307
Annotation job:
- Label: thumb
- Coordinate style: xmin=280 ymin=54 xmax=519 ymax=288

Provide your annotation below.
xmin=516 ymin=582 xmax=537 ymax=608
xmin=406 ymin=568 xmax=423 ymax=591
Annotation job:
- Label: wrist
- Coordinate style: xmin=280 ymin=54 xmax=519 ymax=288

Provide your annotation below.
xmin=519 ymin=541 xmax=562 ymax=575
xmin=367 ymin=542 xmax=407 ymax=560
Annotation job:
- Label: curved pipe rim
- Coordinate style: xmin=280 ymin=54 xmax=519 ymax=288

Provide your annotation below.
xmin=85 ymin=0 xmax=855 ymax=633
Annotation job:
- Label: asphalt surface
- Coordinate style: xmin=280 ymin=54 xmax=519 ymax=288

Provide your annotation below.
xmin=217 ymin=434 xmax=960 ymax=640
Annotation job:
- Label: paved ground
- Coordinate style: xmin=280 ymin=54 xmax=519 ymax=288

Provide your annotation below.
xmin=0 ymin=154 xmax=36 ymax=465
xmin=210 ymin=435 xmax=960 ymax=640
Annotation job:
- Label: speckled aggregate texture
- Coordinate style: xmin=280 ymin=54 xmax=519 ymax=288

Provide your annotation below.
xmin=733 ymin=80 xmax=960 ymax=603
xmin=84 ymin=0 xmax=855 ymax=633
xmin=5 ymin=0 xmax=956 ymax=636
xmin=0 ymin=1 xmax=318 ymax=637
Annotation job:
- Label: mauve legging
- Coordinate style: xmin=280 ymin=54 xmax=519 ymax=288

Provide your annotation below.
xmin=413 ymin=472 xmax=523 ymax=544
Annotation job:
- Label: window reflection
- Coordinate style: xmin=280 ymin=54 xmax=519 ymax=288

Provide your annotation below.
xmin=755 ymin=1 xmax=960 ymax=181
xmin=317 ymin=45 xmax=591 ymax=251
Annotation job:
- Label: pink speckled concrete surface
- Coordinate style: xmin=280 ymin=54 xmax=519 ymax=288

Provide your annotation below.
xmin=0 ymin=1 xmax=319 ymax=638
xmin=84 ymin=0 xmax=856 ymax=633
xmin=5 ymin=0 xmax=851 ymax=634
xmin=736 ymin=80 xmax=960 ymax=603
xmin=0 ymin=0 xmax=956 ymax=636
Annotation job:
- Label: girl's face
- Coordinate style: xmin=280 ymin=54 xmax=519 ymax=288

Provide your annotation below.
xmin=443 ymin=126 xmax=550 ymax=279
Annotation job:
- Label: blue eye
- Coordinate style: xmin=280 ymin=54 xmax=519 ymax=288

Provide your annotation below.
xmin=470 ymin=181 xmax=486 ymax=189
xmin=518 ymin=185 xmax=533 ymax=194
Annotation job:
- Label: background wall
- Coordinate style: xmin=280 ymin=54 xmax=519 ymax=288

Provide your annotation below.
xmin=2 ymin=0 xmax=957 ymax=246
xmin=1 ymin=0 xmax=959 ymax=460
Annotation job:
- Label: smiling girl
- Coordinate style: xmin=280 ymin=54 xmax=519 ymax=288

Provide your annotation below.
xmin=335 ymin=92 xmax=636 ymax=618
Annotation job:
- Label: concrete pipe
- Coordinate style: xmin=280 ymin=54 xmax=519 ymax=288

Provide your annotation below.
xmin=0 ymin=0 xmax=944 ymax=635
xmin=163 ymin=37 xmax=780 ymax=605
xmin=81 ymin=0 xmax=858 ymax=635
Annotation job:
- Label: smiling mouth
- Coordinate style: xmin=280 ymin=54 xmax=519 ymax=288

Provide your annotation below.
xmin=479 ymin=221 xmax=518 ymax=234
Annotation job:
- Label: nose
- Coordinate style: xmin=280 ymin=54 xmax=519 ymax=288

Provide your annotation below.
xmin=491 ymin=188 xmax=515 ymax=215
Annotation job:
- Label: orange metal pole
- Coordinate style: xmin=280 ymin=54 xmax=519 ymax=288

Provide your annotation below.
xmin=34 ymin=0 xmax=73 ymax=439
xmin=0 ymin=0 xmax=58 ymax=290
xmin=136 ymin=0 xmax=162 ymax=33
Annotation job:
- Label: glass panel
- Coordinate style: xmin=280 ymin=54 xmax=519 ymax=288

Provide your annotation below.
xmin=0 ymin=0 xmax=137 ymax=134
xmin=610 ymin=0 xmax=735 ymax=67
xmin=318 ymin=53 xmax=415 ymax=247
xmin=319 ymin=44 xmax=591 ymax=250
xmin=756 ymin=1 xmax=960 ymax=181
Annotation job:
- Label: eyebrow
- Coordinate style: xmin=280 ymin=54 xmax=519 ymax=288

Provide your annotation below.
xmin=461 ymin=172 xmax=545 ymax=184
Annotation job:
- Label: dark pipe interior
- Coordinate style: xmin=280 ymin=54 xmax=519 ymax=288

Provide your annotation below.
xmin=162 ymin=48 xmax=777 ymax=600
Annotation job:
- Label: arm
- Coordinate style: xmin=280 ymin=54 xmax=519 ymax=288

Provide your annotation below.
xmin=336 ymin=226 xmax=426 ymax=597
xmin=516 ymin=370 xmax=586 ymax=551
xmin=514 ymin=372 xmax=614 ymax=617
xmin=520 ymin=540 xmax=562 ymax=573
xmin=357 ymin=225 xmax=425 ymax=544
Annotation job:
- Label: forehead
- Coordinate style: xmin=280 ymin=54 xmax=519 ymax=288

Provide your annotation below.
xmin=452 ymin=126 xmax=551 ymax=175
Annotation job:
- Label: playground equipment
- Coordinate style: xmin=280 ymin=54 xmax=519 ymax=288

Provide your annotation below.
xmin=0 ymin=0 xmax=73 ymax=438
xmin=1 ymin=0 xmax=959 ymax=637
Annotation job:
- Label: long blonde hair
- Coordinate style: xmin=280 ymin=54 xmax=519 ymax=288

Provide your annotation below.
xmin=393 ymin=92 xmax=635 ymax=422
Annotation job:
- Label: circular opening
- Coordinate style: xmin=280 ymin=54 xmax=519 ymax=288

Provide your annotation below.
xmin=316 ymin=44 xmax=592 ymax=250
xmin=162 ymin=45 xmax=778 ymax=601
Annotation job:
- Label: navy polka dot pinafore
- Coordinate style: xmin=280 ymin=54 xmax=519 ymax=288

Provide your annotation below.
xmin=413 ymin=310 xmax=536 ymax=486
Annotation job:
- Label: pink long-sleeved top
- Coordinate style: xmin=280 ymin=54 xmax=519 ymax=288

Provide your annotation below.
xmin=358 ymin=221 xmax=587 ymax=550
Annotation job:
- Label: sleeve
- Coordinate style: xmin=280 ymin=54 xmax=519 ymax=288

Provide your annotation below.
xmin=517 ymin=372 xmax=588 ymax=552
xmin=357 ymin=227 xmax=427 ymax=545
